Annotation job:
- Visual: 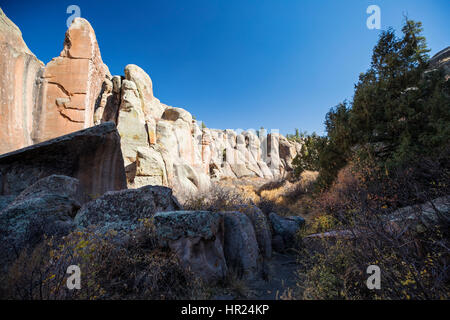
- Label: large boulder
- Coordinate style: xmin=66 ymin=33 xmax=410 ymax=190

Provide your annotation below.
xmin=153 ymin=210 xmax=227 ymax=283
xmin=75 ymin=185 xmax=181 ymax=234
xmin=232 ymin=205 xmax=272 ymax=260
xmin=0 ymin=175 xmax=85 ymax=269
xmin=222 ymin=211 xmax=261 ymax=280
xmin=268 ymin=212 xmax=305 ymax=251
xmin=0 ymin=122 xmax=127 ymax=198
xmin=0 ymin=195 xmax=15 ymax=212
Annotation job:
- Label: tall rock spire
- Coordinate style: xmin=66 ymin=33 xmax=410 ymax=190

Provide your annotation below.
xmin=34 ymin=17 xmax=107 ymax=142
xmin=0 ymin=9 xmax=108 ymax=153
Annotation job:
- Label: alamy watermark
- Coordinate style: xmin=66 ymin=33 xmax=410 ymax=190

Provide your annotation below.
xmin=66 ymin=5 xmax=81 ymax=28
xmin=366 ymin=5 xmax=381 ymax=30
xmin=66 ymin=265 xmax=81 ymax=290
xmin=366 ymin=265 xmax=381 ymax=290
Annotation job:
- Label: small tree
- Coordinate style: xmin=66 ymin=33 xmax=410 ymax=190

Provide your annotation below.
xmin=292 ymin=132 xmax=326 ymax=177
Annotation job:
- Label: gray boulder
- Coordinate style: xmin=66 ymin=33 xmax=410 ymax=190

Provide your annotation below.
xmin=75 ymin=185 xmax=181 ymax=234
xmin=0 ymin=195 xmax=16 ymax=212
xmin=154 ymin=210 xmax=227 ymax=283
xmin=232 ymin=204 xmax=272 ymax=260
xmin=268 ymin=212 xmax=305 ymax=251
xmin=0 ymin=175 xmax=85 ymax=269
xmin=222 ymin=211 xmax=261 ymax=280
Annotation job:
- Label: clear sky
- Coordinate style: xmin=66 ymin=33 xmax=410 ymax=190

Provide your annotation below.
xmin=2 ymin=0 xmax=449 ymax=135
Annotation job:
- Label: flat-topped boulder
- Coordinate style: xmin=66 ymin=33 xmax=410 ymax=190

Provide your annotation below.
xmin=75 ymin=185 xmax=180 ymax=234
xmin=0 ymin=122 xmax=127 ymax=198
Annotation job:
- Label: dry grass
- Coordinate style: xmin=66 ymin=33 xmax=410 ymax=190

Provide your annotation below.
xmin=183 ymin=171 xmax=318 ymax=220
xmin=0 ymin=220 xmax=208 ymax=300
xmin=257 ymin=171 xmax=319 ymax=218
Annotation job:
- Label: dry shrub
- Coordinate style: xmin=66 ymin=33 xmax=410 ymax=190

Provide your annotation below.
xmin=0 ymin=220 xmax=206 ymax=300
xmin=297 ymin=153 xmax=450 ymax=300
xmin=257 ymin=171 xmax=318 ymax=217
xmin=318 ymin=164 xmax=361 ymax=216
xmin=257 ymin=178 xmax=286 ymax=195
xmin=183 ymin=183 xmax=255 ymax=212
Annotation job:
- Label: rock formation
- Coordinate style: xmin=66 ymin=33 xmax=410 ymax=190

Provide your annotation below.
xmin=101 ymin=64 xmax=303 ymax=195
xmin=35 ymin=17 xmax=107 ymax=142
xmin=75 ymin=185 xmax=180 ymax=235
xmin=0 ymin=122 xmax=127 ymax=198
xmin=222 ymin=211 xmax=261 ymax=280
xmin=154 ymin=210 xmax=228 ymax=282
xmin=92 ymin=60 xmax=304 ymax=195
xmin=0 ymin=8 xmax=44 ymax=154
xmin=0 ymin=10 xmax=107 ymax=154
xmin=0 ymin=175 xmax=84 ymax=269
xmin=0 ymin=9 xmax=302 ymax=196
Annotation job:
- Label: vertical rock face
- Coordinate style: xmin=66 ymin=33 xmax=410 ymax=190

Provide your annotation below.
xmin=0 ymin=122 xmax=127 ymax=198
xmin=0 ymin=8 xmax=44 ymax=154
xmin=35 ymin=18 xmax=107 ymax=142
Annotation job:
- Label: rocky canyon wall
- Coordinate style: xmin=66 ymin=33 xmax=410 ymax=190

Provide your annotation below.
xmin=0 ymin=8 xmax=302 ymax=196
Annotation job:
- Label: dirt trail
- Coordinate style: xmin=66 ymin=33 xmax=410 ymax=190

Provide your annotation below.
xmin=246 ymin=251 xmax=300 ymax=300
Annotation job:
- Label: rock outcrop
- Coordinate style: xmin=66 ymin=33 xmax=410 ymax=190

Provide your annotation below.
xmin=0 ymin=8 xmax=44 ymax=154
xmin=104 ymin=64 xmax=303 ymax=196
xmin=0 ymin=10 xmax=107 ymax=154
xmin=154 ymin=210 xmax=228 ymax=282
xmin=35 ymin=18 xmax=107 ymax=142
xmin=0 ymin=122 xmax=127 ymax=198
xmin=0 ymin=175 xmax=84 ymax=269
xmin=222 ymin=211 xmax=261 ymax=280
xmin=75 ymin=185 xmax=180 ymax=234
xmin=268 ymin=212 xmax=305 ymax=251
xmin=233 ymin=205 xmax=272 ymax=261
xmin=0 ymin=9 xmax=303 ymax=196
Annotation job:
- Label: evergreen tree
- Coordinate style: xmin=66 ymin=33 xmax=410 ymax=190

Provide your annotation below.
xmin=310 ymin=18 xmax=450 ymax=188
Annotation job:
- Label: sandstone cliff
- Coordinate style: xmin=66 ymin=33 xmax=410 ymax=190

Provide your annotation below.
xmin=0 ymin=9 xmax=107 ymax=154
xmin=0 ymin=8 xmax=44 ymax=154
xmin=0 ymin=9 xmax=302 ymax=195
xmin=103 ymin=64 xmax=303 ymax=195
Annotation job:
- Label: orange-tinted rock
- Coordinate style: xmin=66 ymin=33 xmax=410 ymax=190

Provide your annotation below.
xmin=34 ymin=18 xmax=106 ymax=142
xmin=0 ymin=8 xmax=44 ymax=154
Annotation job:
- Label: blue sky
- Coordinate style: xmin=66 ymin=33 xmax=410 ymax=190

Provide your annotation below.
xmin=2 ymin=0 xmax=449 ymax=135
